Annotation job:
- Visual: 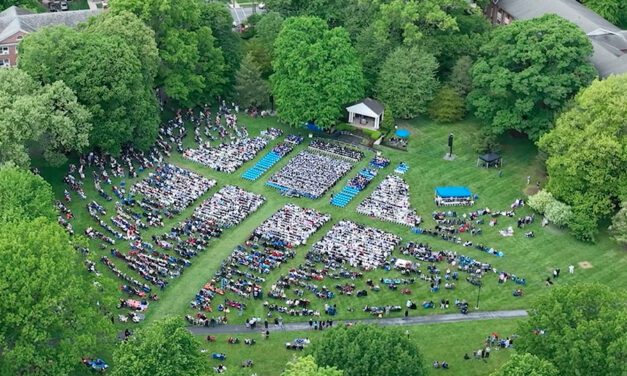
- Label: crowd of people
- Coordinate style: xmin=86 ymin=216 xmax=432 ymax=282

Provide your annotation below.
xmin=357 ymin=175 xmax=421 ymax=226
xmin=310 ymin=221 xmax=401 ymax=270
xmin=267 ymin=151 xmax=354 ymax=199
xmin=132 ymin=164 xmax=216 ymax=211
xmin=252 ymin=204 xmax=331 ymax=247
xmin=192 ymin=185 xmax=265 ymax=229
xmin=184 ymin=134 xmax=276 ymax=173
xmin=308 ymin=139 xmax=364 ymax=162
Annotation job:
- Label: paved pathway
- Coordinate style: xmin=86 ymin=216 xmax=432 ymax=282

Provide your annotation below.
xmin=188 ymin=309 xmax=527 ymax=335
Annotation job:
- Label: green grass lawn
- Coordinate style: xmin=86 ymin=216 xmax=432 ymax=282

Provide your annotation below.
xmin=198 ymin=318 xmax=522 ymax=376
xmin=35 ymin=114 xmax=626 ymax=371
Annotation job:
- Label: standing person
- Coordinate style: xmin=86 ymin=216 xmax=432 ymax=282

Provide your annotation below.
xmin=569 ymin=264 xmax=575 ymax=274
xmin=526 ymin=176 xmax=531 ymax=185
xmin=264 ymin=319 xmax=268 ymax=329
xmin=405 ymin=309 xmax=409 ymax=319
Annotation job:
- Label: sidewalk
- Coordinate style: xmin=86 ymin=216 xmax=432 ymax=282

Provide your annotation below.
xmin=188 ymin=309 xmax=528 ymax=335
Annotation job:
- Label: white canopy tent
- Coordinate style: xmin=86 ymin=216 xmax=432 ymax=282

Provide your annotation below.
xmin=346 ymin=98 xmax=385 ymax=130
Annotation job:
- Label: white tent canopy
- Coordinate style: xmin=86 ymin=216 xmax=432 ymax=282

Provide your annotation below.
xmin=346 ymin=98 xmax=384 ymax=130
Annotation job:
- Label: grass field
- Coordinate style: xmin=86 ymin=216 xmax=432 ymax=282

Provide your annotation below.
xmin=35 ymin=114 xmax=626 ymax=373
xmin=198 ymin=318 xmax=522 ymax=376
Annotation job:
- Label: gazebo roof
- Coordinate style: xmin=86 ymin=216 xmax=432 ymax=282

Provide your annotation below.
xmin=346 ymin=98 xmax=384 ymax=118
xmin=479 ymin=153 xmax=501 ymax=163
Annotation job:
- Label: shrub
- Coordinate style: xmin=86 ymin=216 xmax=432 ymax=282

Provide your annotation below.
xmin=544 ymin=200 xmax=573 ymax=227
xmin=528 ymin=190 xmax=555 ymax=214
xmin=428 ymin=85 xmax=466 ymax=123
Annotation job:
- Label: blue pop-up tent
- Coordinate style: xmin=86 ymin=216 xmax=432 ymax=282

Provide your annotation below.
xmin=435 ymin=186 xmax=472 ymax=198
xmin=395 ymin=129 xmax=410 ymax=138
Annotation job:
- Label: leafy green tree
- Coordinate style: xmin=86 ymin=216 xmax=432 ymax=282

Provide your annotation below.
xmin=248 ymin=11 xmax=284 ymax=78
xmin=468 ymin=14 xmax=596 ymax=140
xmin=581 ymin=0 xmax=626 ymax=25
xmin=111 ymin=317 xmax=209 ymax=376
xmin=0 ymin=164 xmax=56 ymax=223
xmin=271 ymin=16 xmax=364 ymax=127
xmin=539 ymin=75 xmax=627 ymax=241
xmin=517 ymin=283 xmax=627 ymax=376
xmin=527 ymin=190 xmax=555 ymax=214
xmin=309 ymin=324 xmax=427 ymax=376
xmin=428 ymin=85 xmax=466 ymax=123
xmin=373 ymin=0 xmax=468 ymax=45
xmin=265 ymin=0 xmax=354 ymax=27
xmin=448 ymin=55 xmax=474 ymax=95
xmin=609 ymin=202 xmax=627 ymax=246
xmin=355 ymin=24 xmax=394 ymax=94
xmin=0 ymin=0 xmax=40 ymax=10
xmin=110 ymin=0 xmax=226 ymax=105
xmin=0 ymin=218 xmax=114 ymax=375
xmin=0 ymin=68 xmax=91 ymax=167
xmin=544 ymin=200 xmax=573 ymax=227
xmin=201 ymin=2 xmax=243 ymax=96
xmin=235 ymin=52 xmax=270 ymax=108
xmin=282 ymin=355 xmax=343 ymax=376
xmin=20 ymin=27 xmax=159 ymax=154
xmin=491 ymin=353 xmax=558 ymax=376
xmin=376 ymin=47 xmax=439 ymax=119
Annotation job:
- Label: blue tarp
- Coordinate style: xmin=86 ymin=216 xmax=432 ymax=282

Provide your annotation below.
xmin=395 ymin=129 xmax=410 ymax=138
xmin=435 ymin=186 xmax=472 ymax=198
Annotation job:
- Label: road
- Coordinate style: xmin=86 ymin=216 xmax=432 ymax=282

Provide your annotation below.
xmin=188 ymin=309 xmax=528 ymax=335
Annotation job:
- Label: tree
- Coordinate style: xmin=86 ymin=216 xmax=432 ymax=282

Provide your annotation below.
xmin=111 ymin=317 xmax=209 ymax=376
xmin=468 ymin=14 xmax=597 ymax=140
xmin=265 ymin=0 xmax=355 ymax=28
xmin=609 ymin=202 xmax=627 ymax=246
xmin=581 ymin=0 xmax=626 ymax=25
xmin=491 ymin=354 xmax=558 ymax=376
xmin=110 ymin=0 xmax=226 ymax=105
xmin=19 ymin=26 xmax=159 ymax=154
xmin=235 ymin=52 xmax=270 ymax=109
xmin=517 ymin=284 xmax=627 ymax=376
xmin=201 ymin=2 xmax=243 ymax=96
xmin=271 ymin=16 xmax=364 ymax=127
xmin=355 ymin=25 xmax=394 ymax=94
xmin=428 ymin=85 xmax=466 ymax=123
xmin=0 ymin=0 xmax=40 ymax=10
xmin=538 ymin=74 xmax=627 ymax=241
xmin=544 ymin=200 xmax=573 ymax=227
xmin=375 ymin=47 xmax=439 ymax=119
xmin=0 ymin=217 xmax=114 ymax=375
xmin=282 ymin=355 xmax=343 ymax=376
xmin=309 ymin=324 xmax=427 ymax=376
xmin=373 ymin=0 xmax=468 ymax=45
xmin=448 ymin=55 xmax=474 ymax=95
xmin=0 ymin=68 xmax=91 ymax=167
xmin=0 ymin=164 xmax=56 ymax=224
xmin=248 ymin=11 xmax=284 ymax=78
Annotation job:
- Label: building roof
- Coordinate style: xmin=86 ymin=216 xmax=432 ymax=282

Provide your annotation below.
xmin=0 ymin=6 xmax=101 ymax=43
xmin=495 ymin=0 xmax=627 ymax=78
xmin=346 ymin=98 xmax=384 ymax=118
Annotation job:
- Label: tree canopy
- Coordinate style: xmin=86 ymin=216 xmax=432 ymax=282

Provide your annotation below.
xmin=0 ymin=217 xmax=113 ymax=375
xmin=491 ymin=353 xmax=558 ymax=376
xmin=271 ymin=16 xmax=364 ymax=127
xmin=281 ymin=355 xmax=343 ymax=376
xmin=538 ymin=74 xmax=627 ymax=241
xmin=19 ymin=25 xmax=159 ymax=154
xmin=235 ymin=52 xmax=270 ymax=109
xmin=609 ymin=202 xmax=627 ymax=246
xmin=0 ymin=69 xmax=91 ymax=167
xmin=468 ymin=14 xmax=597 ymax=140
xmin=309 ymin=324 xmax=427 ymax=376
xmin=376 ymin=46 xmax=439 ymax=119
xmin=110 ymin=0 xmax=227 ymax=105
xmin=248 ymin=11 xmax=284 ymax=78
xmin=0 ymin=164 xmax=56 ymax=224
xmin=581 ymin=0 xmax=626 ymax=25
xmin=111 ymin=317 xmax=209 ymax=376
xmin=428 ymin=85 xmax=466 ymax=123
xmin=516 ymin=283 xmax=627 ymax=376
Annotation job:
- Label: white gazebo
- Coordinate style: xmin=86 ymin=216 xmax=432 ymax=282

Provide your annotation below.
xmin=346 ymin=98 xmax=385 ymax=130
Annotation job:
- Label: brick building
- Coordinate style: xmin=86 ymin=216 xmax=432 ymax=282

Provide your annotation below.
xmin=485 ymin=0 xmax=627 ymax=78
xmin=0 ymin=6 xmax=101 ymax=68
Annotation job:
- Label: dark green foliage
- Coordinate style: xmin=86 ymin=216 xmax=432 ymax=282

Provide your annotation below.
xmin=468 ymin=14 xmax=597 ymax=140
xmin=309 ymin=324 xmax=427 ymax=376
xmin=0 ymin=164 xmax=56 ymax=223
xmin=491 ymin=354 xmax=558 ymax=376
xmin=428 ymin=85 xmax=466 ymax=123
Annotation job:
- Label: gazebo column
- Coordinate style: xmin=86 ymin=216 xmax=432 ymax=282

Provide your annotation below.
xmin=349 ymin=112 xmax=354 ymax=123
xmin=374 ymin=115 xmax=380 ymax=129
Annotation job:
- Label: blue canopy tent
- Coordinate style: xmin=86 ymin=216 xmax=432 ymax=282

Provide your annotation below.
xmin=434 ymin=186 xmax=474 ymax=206
xmin=395 ymin=129 xmax=410 ymax=138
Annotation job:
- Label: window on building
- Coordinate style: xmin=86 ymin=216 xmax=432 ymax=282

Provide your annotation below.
xmin=0 ymin=46 xmax=9 ymax=55
xmin=0 ymin=59 xmax=10 ymax=68
xmin=16 ymin=35 xmax=23 ymax=41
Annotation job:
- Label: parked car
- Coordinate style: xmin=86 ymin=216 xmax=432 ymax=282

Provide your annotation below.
xmin=60 ymin=1 xmax=68 ymax=11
